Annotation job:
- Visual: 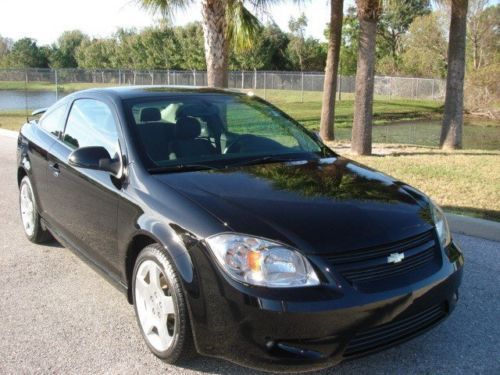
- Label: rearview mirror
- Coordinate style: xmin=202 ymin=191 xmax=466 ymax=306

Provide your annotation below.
xmin=68 ymin=146 xmax=121 ymax=176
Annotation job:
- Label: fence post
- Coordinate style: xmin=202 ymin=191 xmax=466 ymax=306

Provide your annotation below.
xmin=151 ymin=71 xmax=154 ymax=85
xmin=301 ymin=72 xmax=304 ymax=103
xmin=389 ymin=76 xmax=393 ymax=100
xmin=338 ymin=74 xmax=342 ymax=101
xmin=193 ymin=70 xmax=197 ymax=86
xmin=254 ymin=68 xmax=257 ymax=90
xmin=264 ymin=71 xmax=267 ymax=100
xmin=173 ymin=70 xmax=176 ymax=85
xmin=54 ymin=69 xmax=58 ymax=101
xmin=432 ymin=79 xmax=435 ymax=100
xmin=241 ymin=70 xmax=244 ymax=89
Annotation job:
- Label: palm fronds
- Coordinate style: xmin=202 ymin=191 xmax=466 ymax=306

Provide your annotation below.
xmin=227 ymin=0 xmax=263 ymax=51
xmin=137 ymin=0 xmax=194 ymax=19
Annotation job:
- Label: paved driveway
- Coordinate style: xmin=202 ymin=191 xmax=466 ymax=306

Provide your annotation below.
xmin=0 ymin=135 xmax=499 ymax=374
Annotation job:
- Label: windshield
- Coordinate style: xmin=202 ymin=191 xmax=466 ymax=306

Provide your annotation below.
xmin=124 ymin=93 xmax=327 ymax=172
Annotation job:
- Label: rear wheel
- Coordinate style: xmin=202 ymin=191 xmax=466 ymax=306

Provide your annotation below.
xmin=132 ymin=244 xmax=195 ymax=363
xmin=19 ymin=176 xmax=52 ymax=243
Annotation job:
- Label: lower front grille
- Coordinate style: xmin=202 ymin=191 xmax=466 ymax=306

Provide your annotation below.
xmin=344 ymin=304 xmax=447 ymax=357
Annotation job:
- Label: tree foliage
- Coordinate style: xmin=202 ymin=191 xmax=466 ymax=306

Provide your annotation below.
xmin=376 ymin=0 xmax=431 ymax=72
xmin=49 ymin=30 xmax=88 ymax=68
xmin=5 ymin=38 xmax=49 ymax=68
xmin=75 ymin=39 xmax=117 ymax=69
xmin=467 ymin=1 xmax=499 ymax=70
xmin=401 ymin=12 xmax=448 ymax=78
xmin=465 ymin=2 xmax=499 ymax=114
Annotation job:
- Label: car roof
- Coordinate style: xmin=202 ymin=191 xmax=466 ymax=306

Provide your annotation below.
xmin=73 ymin=85 xmax=247 ymax=101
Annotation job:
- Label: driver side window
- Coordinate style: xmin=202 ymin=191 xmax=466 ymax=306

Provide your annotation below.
xmin=63 ymin=99 xmax=119 ymax=158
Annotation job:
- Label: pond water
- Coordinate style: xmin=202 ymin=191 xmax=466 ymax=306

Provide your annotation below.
xmin=335 ymin=121 xmax=500 ymax=150
xmin=0 ymin=90 xmax=65 ymax=110
xmin=1 ymin=90 xmax=498 ymax=150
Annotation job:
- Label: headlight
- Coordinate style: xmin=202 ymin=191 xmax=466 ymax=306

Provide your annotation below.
xmin=430 ymin=201 xmax=451 ymax=248
xmin=205 ymin=234 xmax=320 ymax=288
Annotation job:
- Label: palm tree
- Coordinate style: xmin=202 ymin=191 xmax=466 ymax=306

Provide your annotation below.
xmin=138 ymin=0 xmax=276 ymax=88
xmin=319 ymin=0 xmax=344 ymax=141
xmin=351 ymin=0 xmax=382 ymax=155
xmin=440 ymin=0 xmax=469 ymax=149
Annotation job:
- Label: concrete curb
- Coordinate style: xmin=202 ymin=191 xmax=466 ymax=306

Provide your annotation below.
xmin=0 ymin=129 xmax=18 ymax=139
xmin=447 ymin=213 xmax=500 ymax=242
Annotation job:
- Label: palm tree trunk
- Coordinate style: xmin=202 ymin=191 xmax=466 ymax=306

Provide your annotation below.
xmin=440 ymin=0 xmax=468 ymax=150
xmin=320 ymin=0 xmax=344 ymax=141
xmin=351 ymin=17 xmax=377 ymax=155
xmin=201 ymin=0 xmax=229 ymax=88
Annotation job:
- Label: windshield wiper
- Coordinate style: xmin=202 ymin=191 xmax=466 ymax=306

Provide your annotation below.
xmin=225 ymin=154 xmax=318 ymax=168
xmin=148 ymin=163 xmax=221 ymax=174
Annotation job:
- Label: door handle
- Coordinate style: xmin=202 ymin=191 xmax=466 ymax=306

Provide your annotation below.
xmin=49 ymin=162 xmax=60 ymax=177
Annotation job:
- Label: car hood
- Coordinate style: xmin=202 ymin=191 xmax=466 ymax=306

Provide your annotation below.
xmin=153 ymin=157 xmax=434 ymax=255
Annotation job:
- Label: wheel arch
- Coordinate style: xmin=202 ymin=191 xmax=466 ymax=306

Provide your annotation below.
xmin=124 ymin=228 xmax=196 ymax=305
xmin=17 ymin=166 xmax=28 ymax=187
xmin=125 ymin=232 xmax=159 ymax=304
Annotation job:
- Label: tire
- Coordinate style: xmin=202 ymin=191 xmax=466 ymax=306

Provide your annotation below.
xmin=132 ymin=244 xmax=195 ymax=364
xmin=19 ymin=175 xmax=52 ymax=244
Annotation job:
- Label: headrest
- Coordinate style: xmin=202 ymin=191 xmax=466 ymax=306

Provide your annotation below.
xmin=176 ymin=103 xmax=219 ymax=120
xmin=140 ymin=107 xmax=161 ymax=122
xmin=175 ymin=117 xmax=201 ymax=139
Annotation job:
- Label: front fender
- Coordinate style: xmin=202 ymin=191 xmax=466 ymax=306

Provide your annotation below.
xmin=133 ymin=216 xmax=197 ymax=286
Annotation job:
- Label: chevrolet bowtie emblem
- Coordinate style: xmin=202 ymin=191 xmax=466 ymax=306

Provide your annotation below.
xmin=387 ymin=252 xmax=405 ymax=264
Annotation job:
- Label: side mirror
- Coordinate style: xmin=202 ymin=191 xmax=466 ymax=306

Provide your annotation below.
xmin=68 ymin=146 xmax=121 ymax=176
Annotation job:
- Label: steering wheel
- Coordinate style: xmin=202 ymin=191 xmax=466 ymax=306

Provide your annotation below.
xmin=223 ymin=134 xmax=256 ymax=154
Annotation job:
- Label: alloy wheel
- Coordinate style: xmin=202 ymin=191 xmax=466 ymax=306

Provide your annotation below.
xmin=135 ymin=260 xmax=177 ymax=352
xmin=20 ymin=182 xmax=35 ymax=237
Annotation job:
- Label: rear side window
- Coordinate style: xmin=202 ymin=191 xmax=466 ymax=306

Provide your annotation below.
xmin=63 ymin=99 xmax=119 ymax=157
xmin=39 ymin=104 xmax=67 ymax=138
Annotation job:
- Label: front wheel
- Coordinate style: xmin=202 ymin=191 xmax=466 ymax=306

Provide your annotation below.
xmin=132 ymin=244 xmax=195 ymax=364
xmin=19 ymin=175 xmax=52 ymax=243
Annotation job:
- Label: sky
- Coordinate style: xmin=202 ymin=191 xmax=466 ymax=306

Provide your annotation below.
xmin=1 ymin=0 xmax=498 ymax=46
xmin=0 ymin=0 xmax=355 ymax=45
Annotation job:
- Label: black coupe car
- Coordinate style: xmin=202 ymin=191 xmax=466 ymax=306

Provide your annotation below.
xmin=17 ymin=86 xmax=464 ymax=372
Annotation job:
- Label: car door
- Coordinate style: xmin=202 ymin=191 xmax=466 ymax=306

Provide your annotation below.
xmin=45 ymin=98 xmax=123 ymax=275
xmin=26 ymin=103 xmax=68 ymax=216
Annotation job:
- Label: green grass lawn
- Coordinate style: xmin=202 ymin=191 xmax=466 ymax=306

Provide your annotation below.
xmin=347 ymin=147 xmax=500 ymax=222
xmin=0 ymin=110 xmax=27 ymax=131
xmin=250 ymin=89 xmax=444 ymax=129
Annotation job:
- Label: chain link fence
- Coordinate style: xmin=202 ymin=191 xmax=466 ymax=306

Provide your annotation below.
xmin=0 ymin=68 xmax=445 ymax=109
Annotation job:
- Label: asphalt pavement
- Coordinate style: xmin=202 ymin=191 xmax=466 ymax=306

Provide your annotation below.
xmin=0 ymin=134 xmax=499 ymax=374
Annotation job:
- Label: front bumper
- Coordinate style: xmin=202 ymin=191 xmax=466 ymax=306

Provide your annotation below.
xmin=185 ymin=241 xmax=464 ymax=373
